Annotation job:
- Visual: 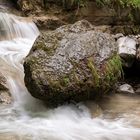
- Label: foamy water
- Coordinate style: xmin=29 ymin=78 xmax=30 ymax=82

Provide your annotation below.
xmin=0 ymin=12 xmax=140 ymax=140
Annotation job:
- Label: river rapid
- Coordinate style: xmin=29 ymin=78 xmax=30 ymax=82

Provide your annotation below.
xmin=0 ymin=12 xmax=140 ymax=140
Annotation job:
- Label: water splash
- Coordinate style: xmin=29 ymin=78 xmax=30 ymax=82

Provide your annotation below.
xmin=0 ymin=12 xmax=140 ymax=140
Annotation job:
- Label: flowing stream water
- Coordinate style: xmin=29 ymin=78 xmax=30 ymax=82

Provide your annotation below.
xmin=0 ymin=12 xmax=140 ymax=140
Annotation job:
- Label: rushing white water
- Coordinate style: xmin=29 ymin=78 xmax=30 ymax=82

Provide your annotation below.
xmin=0 ymin=12 xmax=140 ymax=140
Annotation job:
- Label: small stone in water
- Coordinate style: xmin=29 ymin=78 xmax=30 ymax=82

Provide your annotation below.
xmin=117 ymin=84 xmax=135 ymax=94
xmin=135 ymin=88 xmax=140 ymax=94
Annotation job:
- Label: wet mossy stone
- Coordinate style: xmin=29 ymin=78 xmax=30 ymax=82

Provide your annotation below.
xmin=24 ymin=20 xmax=122 ymax=106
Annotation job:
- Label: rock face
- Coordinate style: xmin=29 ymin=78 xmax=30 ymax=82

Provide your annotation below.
xmin=11 ymin=1 xmax=140 ymax=34
xmin=24 ymin=20 xmax=122 ymax=106
xmin=16 ymin=0 xmax=44 ymax=14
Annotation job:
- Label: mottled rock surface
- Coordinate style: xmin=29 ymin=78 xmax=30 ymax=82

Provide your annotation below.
xmin=24 ymin=20 xmax=122 ymax=106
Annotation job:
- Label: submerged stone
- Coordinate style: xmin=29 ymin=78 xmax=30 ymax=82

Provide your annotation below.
xmin=24 ymin=20 xmax=122 ymax=106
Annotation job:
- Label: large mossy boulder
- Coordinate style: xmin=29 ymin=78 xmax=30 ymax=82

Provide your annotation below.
xmin=24 ymin=20 xmax=122 ymax=106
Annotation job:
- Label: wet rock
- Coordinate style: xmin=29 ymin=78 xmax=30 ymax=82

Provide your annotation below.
xmin=85 ymin=102 xmax=102 ymax=118
xmin=24 ymin=20 xmax=122 ymax=106
xmin=117 ymin=36 xmax=136 ymax=68
xmin=0 ymin=73 xmax=12 ymax=104
xmin=0 ymin=91 xmax=12 ymax=104
xmin=117 ymin=84 xmax=135 ymax=94
xmin=0 ymin=73 xmax=7 ymax=90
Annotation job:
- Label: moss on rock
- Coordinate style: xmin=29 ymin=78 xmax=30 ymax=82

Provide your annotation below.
xmin=24 ymin=20 xmax=123 ymax=106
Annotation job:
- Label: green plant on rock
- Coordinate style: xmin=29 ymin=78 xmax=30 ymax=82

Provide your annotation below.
xmin=128 ymin=13 xmax=134 ymax=22
xmin=87 ymin=58 xmax=100 ymax=88
xmin=124 ymin=0 xmax=140 ymax=7
xmin=62 ymin=77 xmax=70 ymax=86
xmin=104 ymin=55 xmax=123 ymax=89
